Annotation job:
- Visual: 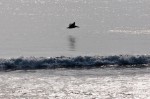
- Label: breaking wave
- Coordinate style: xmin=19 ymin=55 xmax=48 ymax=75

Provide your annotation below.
xmin=0 ymin=55 xmax=150 ymax=70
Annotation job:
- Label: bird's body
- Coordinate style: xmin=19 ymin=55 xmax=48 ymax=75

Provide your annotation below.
xmin=67 ymin=22 xmax=79 ymax=29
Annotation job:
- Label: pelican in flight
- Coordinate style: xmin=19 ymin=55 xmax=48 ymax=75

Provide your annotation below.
xmin=67 ymin=22 xmax=79 ymax=29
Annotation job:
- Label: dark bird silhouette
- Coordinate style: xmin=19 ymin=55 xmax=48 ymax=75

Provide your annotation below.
xmin=67 ymin=22 xmax=79 ymax=29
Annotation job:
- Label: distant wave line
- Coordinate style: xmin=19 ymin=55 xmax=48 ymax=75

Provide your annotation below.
xmin=109 ymin=29 xmax=150 ymax=34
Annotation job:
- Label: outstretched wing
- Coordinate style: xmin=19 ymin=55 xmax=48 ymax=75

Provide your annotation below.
xmin=72 ymin=22 xmax=75 ymax=26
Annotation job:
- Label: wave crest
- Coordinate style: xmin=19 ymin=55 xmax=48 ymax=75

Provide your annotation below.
xmin=0 ymin=55 xmax=150 ymax=70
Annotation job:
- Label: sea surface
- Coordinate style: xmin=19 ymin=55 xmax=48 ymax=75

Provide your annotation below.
xmin=1 ymin=1 xmax=150 ymax=98
xmin=0 ymin=0 xmax=150 ymax=58
xmin=1 ymin=68 xmax=150 ymax=98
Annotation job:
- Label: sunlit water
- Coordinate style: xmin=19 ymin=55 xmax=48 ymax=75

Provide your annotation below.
xmin=0 ymin=0 xmax=150 ymax=58
xmin=1 ymin=68 xmax=150 ymax=98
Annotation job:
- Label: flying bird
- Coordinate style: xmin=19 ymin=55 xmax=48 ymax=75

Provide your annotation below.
xmin=67 ymin=22 xmax=79 ymax=29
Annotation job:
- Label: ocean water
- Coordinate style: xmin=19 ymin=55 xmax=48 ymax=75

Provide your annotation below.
xmin=1 ymin=68 xmax=150 ymax=98
xmin=0 ymin=0 xmax=150 ymax=58
xmin=0 ymin=55 xmax=149 ymax=70
xmin=1 ymin=1 xmax=150 ymax=98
